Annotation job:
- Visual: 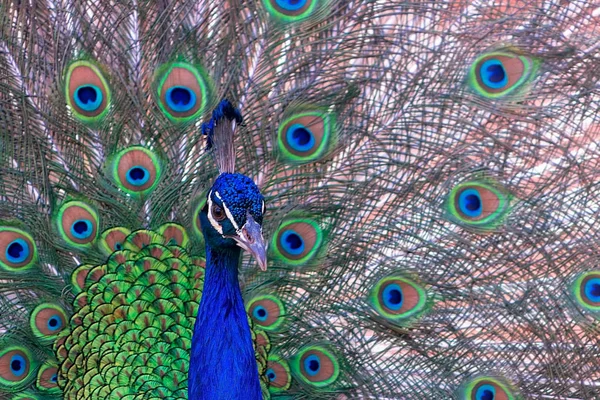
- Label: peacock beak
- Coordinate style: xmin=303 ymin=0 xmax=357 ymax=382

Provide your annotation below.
xmin=230 ymin=214 xmax=268 ymax=271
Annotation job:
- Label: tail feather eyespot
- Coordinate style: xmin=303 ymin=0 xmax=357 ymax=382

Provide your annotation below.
xmin=155 ymin=62 xmax=214 ymax=123
xmin=0 ymin=227 xmax=37 ymax=272
xmin=468 ymin=51 xmax=539 ymax=99
xmin=65 ymin=60 xmax=111 ymax=122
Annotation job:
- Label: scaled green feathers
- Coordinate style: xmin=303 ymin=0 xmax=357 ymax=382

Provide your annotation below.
xmin=57 ymin=225 xmax=271 ymax=399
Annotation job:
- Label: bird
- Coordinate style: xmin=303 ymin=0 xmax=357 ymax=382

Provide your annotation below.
xmin=0 ymin=0 xmax=600 ymax=399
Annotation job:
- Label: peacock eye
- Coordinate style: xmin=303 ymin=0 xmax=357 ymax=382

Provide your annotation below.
xmin=212 ymin=205 xmax=226 ymax=222
xmin=30 ymin=304 xmax=68 ymax=343
xmin=462 ymin=376 xmax=517 ymax=400
xmin=468 ymin=50 xmax=539 ymax=99
xmin=154 ymin=61 xmax=214 ymax=123
xmin=266 ymin=356 xmax=292 ymax=392
xmin=0 ymin=346 xmax=34 ymax=386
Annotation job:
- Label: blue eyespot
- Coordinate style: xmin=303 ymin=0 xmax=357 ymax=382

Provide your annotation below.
xmin=266 ymin=368 xmax=276 ymax=381
xmin=10 ymin=354 xmax=26 ymax=376
xmin=304 ymin=354 xmax=321 ymax=376
xmin=6 ymin=239 xmax=29 ymax=264
xmin=480 ymin=59 xmax=507 ymax=90
xmin=286 ymin=124 xmax=315 ymax=152
xmin=165 ymin=86 xmax=197 ymax=113
xmin=275 ymin=0 xmax=307 ymax=11
xmin=584 ymin=278 xmax=600 ymax=303
xmin=74 ymin=85 xmax=103 ymax=112
xmin=51 ymin=373 xmax=58 ymax=382
xmin=126 ymin=166 xmax=150 ymax=186
xmin=476 ymin=384 xmax=496 ymax=400
xmin=280 ymin=230 xmax=305 ymax=255
xmin=70 ymin=219 xmax=93 ymax=240
xmin=253 ymin=305 xmax=269 ymax=322
xmin=47 ymin=314 xmax=64 ymax=332
xmin=382 ymin=283 xmax=403 ymax=311
xmin=458 ymin=188 xmax=483 ymax=218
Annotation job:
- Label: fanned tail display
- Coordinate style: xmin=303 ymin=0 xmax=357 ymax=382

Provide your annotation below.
xmin=1 ymin=0 xmax=599 ymax=399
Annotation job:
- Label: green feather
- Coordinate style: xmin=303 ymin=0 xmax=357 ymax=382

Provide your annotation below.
xmin=154 ymin=61 xmax=215 ymax=124
xmin=64 ymin=60 xmax=112 ymax=124
xmin=271 ymin=217 xmax=325 ymax=266
xmin=444 ymin=179 xmax=513 ymax=231
xmin=277 ymin=108 xmax=337 ymax=164
xmin=468 ymin=50 xmax=540 ymax=99
xmin=290 ymin=345 xmax=339 ymax=389
xmin=460 ymin=376 xmax=520 ymax=400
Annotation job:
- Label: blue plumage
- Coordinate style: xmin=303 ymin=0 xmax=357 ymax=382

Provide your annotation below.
xmin=479 ymin=59 xmax=507 ymax=89
xmin=210 ymin=174 xmax=264 ymax=228
xmin=73 ymin=85 xmax=102 ymax=111
xmin=6 ymin=240 xmax=29 ymax=263
xmin=189 ymin=245 xmax=262 ymax=400
xmin=189 ymin=107 xmax=267 ymax=399
xmin=166 ymin=86 xmax=197 ymax=113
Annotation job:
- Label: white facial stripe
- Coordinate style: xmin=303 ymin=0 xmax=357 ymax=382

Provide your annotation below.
xmin=222 ymin=202 xmax=239 ymax=231
xmin=261 ymin=200 xmax=265 ymax=214
xmin=207 ymin=191 xmax=223 ymax=234
xmin=214 ymin=190 xmax=240 ymax=232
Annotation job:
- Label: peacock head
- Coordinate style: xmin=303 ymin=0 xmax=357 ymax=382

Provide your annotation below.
xmin=199 ymin=172 xmax=267 ymax=270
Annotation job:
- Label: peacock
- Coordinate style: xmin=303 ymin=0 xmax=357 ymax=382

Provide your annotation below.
xmin=1 ymin=0 xmax=600 ymax=399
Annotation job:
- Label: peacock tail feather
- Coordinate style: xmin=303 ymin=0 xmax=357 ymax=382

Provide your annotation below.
xmin=1 ymin=0 xmax=600 ymax=399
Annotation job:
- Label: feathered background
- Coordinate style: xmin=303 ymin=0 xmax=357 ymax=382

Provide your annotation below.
xmin=0 ymin=0 xmax=600 ymax=398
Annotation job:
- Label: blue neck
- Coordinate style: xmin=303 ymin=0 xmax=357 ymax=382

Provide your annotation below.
xmin=188 ymin=245 xmax=262 ymax=400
